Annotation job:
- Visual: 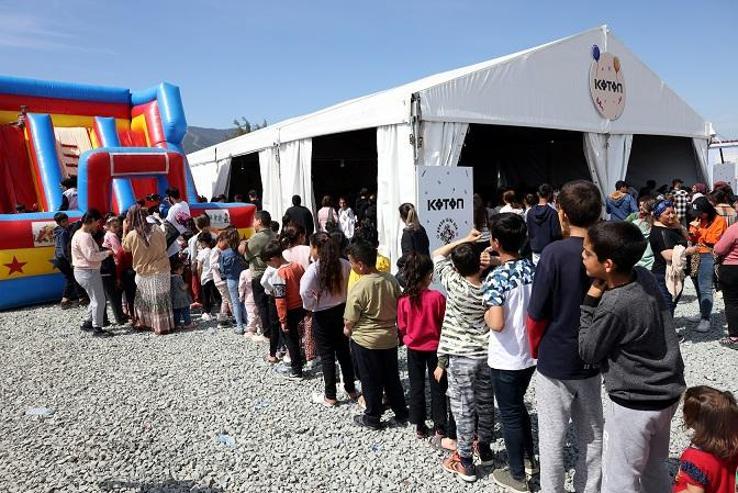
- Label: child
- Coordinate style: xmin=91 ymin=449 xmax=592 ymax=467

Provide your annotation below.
xmin=347 ymin=225 xmax=391 ymax=292
xmin=239 ymin=267 xmax=262 ymax=338
xmin=218 ymin=230 xmax=247 ymax=334
xmin=434 ymin=229 xmax=494 ymax=482
xmin=526 ymin=179 xmax=604 ymax=493
xmin=344 ymin=239 xmax=408 ymax=430
xmin=526 ymin=183 xmax=561 ymax=265
xmin=673 ymin=386 xmax=738 ymax=493
xmin=262 ymin=240 xmax=306 ymax=380
xmin=481 ymin=213 xmax=537 ymax=492
xmin=397 ymin=252 xmax=447 ymax=439
xmin=210 ymin=231 xmax=233 ymax=329
xmin=197 ymin=233 xmax=220 ymax=321
xmin=53 ymin=212 xmax=81 ymax=308
xmin=101 ymin=216 xmax=126 ymax=324
xmin=188 ymin=214 xmax=212 ymax=309
xmin=170 ymin=259 xmax=192 ymax=329
xmin=579 ymin=221 xmax=686 ymax=493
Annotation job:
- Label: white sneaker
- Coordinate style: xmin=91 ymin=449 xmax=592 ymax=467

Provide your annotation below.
xmin=696 ymin=319 xmax=711 ymax=333
xmin=686 ymin=314 xmax=702 ymax=323
xmin=201 ymin=313 xmax=212 ymax=322
xmin=283 ymin=354 xmax=292 ymax=364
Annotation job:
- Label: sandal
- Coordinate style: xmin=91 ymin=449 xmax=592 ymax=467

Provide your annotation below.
xmin=429 ymin=434 xmax=457 ymax=451
xmin=265 ymin=355 xmax=280 ymax=364
xmin=719 ymin=337 xmax=738 ymax=350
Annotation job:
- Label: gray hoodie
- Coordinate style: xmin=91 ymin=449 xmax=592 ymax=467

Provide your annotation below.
xmin=579 ymin=267 xmax=685 ymax=410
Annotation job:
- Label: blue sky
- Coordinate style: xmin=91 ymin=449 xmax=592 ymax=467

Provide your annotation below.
xmin=2 ymin=0 xmax=736 ymax=137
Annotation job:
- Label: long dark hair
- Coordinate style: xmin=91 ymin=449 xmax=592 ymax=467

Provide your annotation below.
xmin=400 ymin=252 xmax=433 ymax=306
xmin=280 ymin=224 xmax=305 ymax=249
xmin=126 ymin=205 xmax=152 ymax=246
xmin=310 ymin=232 xmax=343 ymax=295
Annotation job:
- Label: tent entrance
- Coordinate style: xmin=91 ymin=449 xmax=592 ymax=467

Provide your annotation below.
xmin=311 ymin=128 xmax=377 ymax=206
xmin=456 ymin=124 xmax=591 ymax=205
xmin=625 ymin=135 xmax=699 ymax=192
xmin=229 ymin=152 xmax=261 ymax=201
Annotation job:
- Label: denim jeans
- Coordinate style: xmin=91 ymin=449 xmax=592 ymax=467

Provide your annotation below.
xmin=226 ymin=279 xmax=246 ymax=329
xmin=692 ymin=253 xmax=715 ymax=320
xmin=652 ymin=271 xmax=681 ymax=317
xmin=173 ymin=307 xmax=192 ymax=326
xmin=490 ymin=366 xmax=536 ymax=480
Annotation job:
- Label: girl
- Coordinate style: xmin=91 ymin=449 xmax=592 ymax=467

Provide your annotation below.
xmin=397 ymin=253 xmax=447 ymax=439
xmin=281 ymin=225 xmax=316 ymax=365
xmin=71 ymin=209 xmax=113 ymax=337
xmin=317 ymin=195 xmax=339 ymax=233
xmin=673 ymin=386 xmax=738 ymax=493
xmin=398 ymin=203 xmax=430 ymax=258
xmin=337 ymin=197 xmax=356 ymax=239
xmin=239 ymin=266 xmax=262 ymax=339
xmin=689 ymin=198 xmax=728 ymax=333
xmin=299 ymin=232 xmax=358 ymax=407
xmin=170 ymin=259 xmax=192 ymax=329
xmin=499 ymin=190 xmax=525 ymax=216
xmin=197 ymin=233 xmax=220 ymax=321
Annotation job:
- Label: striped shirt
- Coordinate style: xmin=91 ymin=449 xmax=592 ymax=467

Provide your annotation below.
xmin=434 ymin=255 xmax=489 ymax=359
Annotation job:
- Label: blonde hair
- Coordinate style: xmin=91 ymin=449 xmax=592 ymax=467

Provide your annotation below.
xmin=399 ymin=203 xmax=420 ymax=231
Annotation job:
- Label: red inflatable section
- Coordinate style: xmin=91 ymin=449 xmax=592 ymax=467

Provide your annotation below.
xmin=118 ymin=129 xmax=159 ymax=201
xmin=0 ymin=125 xmax=37 ymax=213
xmin=83 ymin=151 xmax=186 ymax=214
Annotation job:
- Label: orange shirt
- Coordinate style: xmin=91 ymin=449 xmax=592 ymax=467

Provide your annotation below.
xmin=273 ymin=262 xmax=305 ymax=325
xmin=689 ymin=216 xmax=727 ymax=254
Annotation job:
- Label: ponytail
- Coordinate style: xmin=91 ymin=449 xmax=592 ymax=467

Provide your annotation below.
xmin=400 ymin=252 xmax=433 ymax=306
xmin=310 ymin=232 xmax=343 ymax=295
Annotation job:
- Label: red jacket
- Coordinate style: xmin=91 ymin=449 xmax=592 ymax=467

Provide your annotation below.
xmin=397 ymin=289 xmax=446 ymax=352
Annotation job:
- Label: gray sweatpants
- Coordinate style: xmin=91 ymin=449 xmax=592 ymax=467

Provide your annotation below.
xmin=537 ymin=372 xmax=603 ymax=493
xmin=74 ymin=268 xmax=106 ymax=328
xmin=446 ymin=356 xmax=494 ymax=459
xmin=602 ymin=399 xmax=678 ymax=493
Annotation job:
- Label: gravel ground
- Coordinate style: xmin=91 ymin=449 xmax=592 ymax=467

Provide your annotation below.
xmin=0 ymin=283 xmax=734 ymax=493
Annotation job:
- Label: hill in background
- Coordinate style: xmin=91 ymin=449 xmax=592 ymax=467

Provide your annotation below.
xmin=183 ymin=126 xmax=232 ymax=154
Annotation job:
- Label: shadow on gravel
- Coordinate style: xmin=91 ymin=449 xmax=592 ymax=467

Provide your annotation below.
xmin=99 ymin=479 xmax=224 ymax=493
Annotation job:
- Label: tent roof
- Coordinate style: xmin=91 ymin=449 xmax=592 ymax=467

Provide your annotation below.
xmin=188 ymin=25 xmax=711 ymax=167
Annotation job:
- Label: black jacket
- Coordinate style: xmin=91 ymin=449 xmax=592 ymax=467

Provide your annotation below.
xmin=285 ymin=205 xmax=315 ymax=236
xmin=400 ymin=226 xmax=430 ymax=258
xmin=526 ymin=205 xmax=561 ymax=254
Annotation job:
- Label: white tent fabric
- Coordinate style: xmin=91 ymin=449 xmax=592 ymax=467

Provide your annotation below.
xmin=190 ymin=157 xmax=231 ymax=200
xmin=212 ymin=158 xmax=232 ymax=199
xmin=692 ymin=138 xmax=710 ymax=184
xmin=279 ymin=139 xmax=314 ymax=214
xmin=418 ymin=122 xmax=468 ymax=166
xmin=376 ymin=124 xmax=416 ymax=269
xmin=258 ymin=147 xmax=283 ymax=222
xmin=584 ymin=133 xmax=633 ymax=196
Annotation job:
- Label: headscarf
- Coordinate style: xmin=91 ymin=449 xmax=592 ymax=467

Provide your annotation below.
xmin=692 ymin=183 xmax=708 ymax=195
xmin=651 ymin=199 xmax=673 ymax=219
xmin=126 ymin=205 xmax=153 ymax=247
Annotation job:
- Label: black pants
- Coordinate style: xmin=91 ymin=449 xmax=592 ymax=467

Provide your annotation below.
xmin=54 ymin=257 xmax=80 ymax=300
xmin=121 ymin=267 xmax=137 ymax=318
xmin=101 ymin=274 xmax=125 ymax=324
xmin=313 ymin=304 xmax=356 ymax=400
xmin=719 ymin=264 xmax=738 ymax=337
xmin=201 ymin=280 xmax=221 ymax=315
xmin=351 ymin=340 xmax=408 ymax=427
xmin=253 ymin=275 xmax=280 ymax=354
xmin=490 ymin=366 xmax=536 ymax=480
xmin=283 ymin=307 xmax=306 ymax=375
xmin=407 ymin=348 xmax=447 ymax=434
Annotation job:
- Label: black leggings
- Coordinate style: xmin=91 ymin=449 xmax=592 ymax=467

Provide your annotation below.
xmin=201 ymin=280 xmax=221 ymax=315
xmin=312 ymin=304 xmax=356 ymax=400
xmin=719 ymin=264 xmax=738 ymax=337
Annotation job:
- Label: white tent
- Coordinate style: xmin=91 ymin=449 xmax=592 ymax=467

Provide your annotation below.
xmin=188 ymin=25 xmax=713 ymax=268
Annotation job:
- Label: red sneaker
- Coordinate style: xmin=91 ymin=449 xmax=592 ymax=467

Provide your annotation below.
xmin=442 ymin=451 xmax=477 ymax=482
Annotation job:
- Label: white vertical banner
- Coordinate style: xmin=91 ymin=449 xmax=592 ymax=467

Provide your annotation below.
xmin=416 ymin=165 xmax=474 ymax=253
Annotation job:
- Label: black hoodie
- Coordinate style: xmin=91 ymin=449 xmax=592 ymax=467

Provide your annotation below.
xmin=525 ymin=204 xmax=561 ymax=253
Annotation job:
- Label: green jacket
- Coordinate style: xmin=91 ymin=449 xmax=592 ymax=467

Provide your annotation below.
xmin=246 ymin=229 xmax=275 ymax=277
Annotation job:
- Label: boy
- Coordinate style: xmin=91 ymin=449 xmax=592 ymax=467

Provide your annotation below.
xmin=526 ymin=183 xmax=561 ymax=265
xmin=188 ymin=214 xmax=212 ymax=310
xmin=262 ymin=240 xmax=306 ymax=380
xmin=482 ymin=214 xmax=537 ymax=492
xmin=53 ymin=212 xmax=80 ymax=308
xmin=526 ymin=180 xmax=603 ymax=493
xmin=344 ymin=240 xmax=408 ymax=430
xmin=579 ymin=221 xmax=685 ymax=493
xmin=434 ymin=229 xmax=494 ymax=482
xmin=196 ymin=233 xmax=220 ymax=322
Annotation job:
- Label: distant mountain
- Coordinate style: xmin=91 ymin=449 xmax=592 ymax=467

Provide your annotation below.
xmin=182 ymin=126 xmax=232 ymax=154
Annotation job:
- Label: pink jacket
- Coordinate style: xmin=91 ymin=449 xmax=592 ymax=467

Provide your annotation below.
xmin=715 ymin=222 xmax=738 ymax=266
xmin=71 ymin=230 xmax=110 ymax=270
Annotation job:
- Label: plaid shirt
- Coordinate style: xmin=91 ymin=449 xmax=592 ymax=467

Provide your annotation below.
xmin=672 ymin=189 xmax=689 ymax=223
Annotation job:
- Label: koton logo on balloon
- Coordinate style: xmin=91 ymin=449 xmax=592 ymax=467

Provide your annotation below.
xmin=589 ymin=44 xmax=625 ymax=120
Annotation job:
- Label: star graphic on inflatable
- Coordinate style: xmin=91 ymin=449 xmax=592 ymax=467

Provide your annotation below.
xmin=4 ymin=256 xmax=27 ymax=276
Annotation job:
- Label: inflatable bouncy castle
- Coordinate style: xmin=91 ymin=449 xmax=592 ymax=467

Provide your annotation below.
xmin=0 ymin=76 xmax=255 ymax=310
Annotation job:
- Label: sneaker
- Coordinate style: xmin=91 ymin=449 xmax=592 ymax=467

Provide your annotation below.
xmin=524 ymin=458 xmax=539 ymax=476
xmin=696 ymin=319 xmax=711 ymax=333
xmin=477 ymin=442 xmax=495 ymax=466
xmin=91 ymin=327 xmax=113 ymax=338
xmin=80 ymin=320 xmax=93 ymax=332
xmin=719 ymin=337 xmax=738 ymax=350
xmin=201 ymin=313 xmax=213 ymax=322
xmin=353 ymin=414 xmax=382 ymax=430
xmin=416 ymin=425 xmax=430 ymax=439
xmin=311 ymin=392 xmax=337 ymax=408
xmin=233 ymin=326 xmax=245 ymax=335
xmin=686 ymin=314 xmax=702 ymax=323
xmin=282 ymin=354 xmax=292 ymax=364
xmin=442 ymin=452 xmax=477 ymax=482
xmin=386 ymin=416 xmax=409 ymax=428
xmin=287 ymin=371 xmax=303 ymax=381
xmin=492 ymin=468 xmax=530 ymax=492
xmin=60 ymin=299 xmax=75 ymax=310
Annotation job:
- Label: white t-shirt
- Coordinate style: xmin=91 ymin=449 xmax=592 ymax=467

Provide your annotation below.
xmin=197 ymin=247 xmax=213 ymax=284
xmin=481 ymin=258 xmax=537 ymax=370
xmin=499 ymin=204 xmax=525 ymax=216
xmin=166 ymin=201 xmax=191 ymax=234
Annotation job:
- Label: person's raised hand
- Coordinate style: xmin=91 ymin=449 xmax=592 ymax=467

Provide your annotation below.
xmin=587 ymin=278 xmax=607 ymax=299
xmin=464 ymin=229 xmax=482 ymax=243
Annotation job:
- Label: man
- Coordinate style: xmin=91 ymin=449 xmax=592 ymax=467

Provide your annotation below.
xmin=671 ymin=178 xmax=690 ymax=227
xmin=248 ymin=189 xmax=262 ymax=211
xmin=285 ymin=195 xmax=314 ymax=238
xmin=605 ymin=181 xmax=638 ymax=221
xmin=164 ymin=187 xmax=191 ymax=258
xmin=355 ymin=188 xmax=370 ymax=224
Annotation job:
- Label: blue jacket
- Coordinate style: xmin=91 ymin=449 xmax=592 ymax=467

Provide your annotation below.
xmin=219 ymin=247 xmax=246 ymax=281
xmin=53 ymin=225 xmax=71 ymax=260
xmin=526 ymin=204 xmax=562 ymax=253
xmin=606 ymin=192 xmax=638 ymax=221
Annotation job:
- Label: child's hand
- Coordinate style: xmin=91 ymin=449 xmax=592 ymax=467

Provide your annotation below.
xmin=464 ymin=229 xmax=482 ymax=243
xmin=587 ymin=279 xmax=607 ymax=299
xmin=343 ymin=325 xmax=352 ymax=337
xmin=433 ymin=367 xmax=444 ymax=383
xmin=480 ymin=249 xmax=501 ymax=270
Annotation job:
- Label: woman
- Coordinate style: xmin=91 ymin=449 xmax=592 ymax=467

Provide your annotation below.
xmin=715 ymin=220 xmax=738 ymax=349
xmin=399 ymin=203 xmax=430 ymax=258
xmin=299 ymin=232 xmax=359 ymax=406
xmin=648 ymin=200 xmax=696 ymax=317
xmin=689 ymin=197 xmax=728 ymax=333
xmin=337 ymin=197 xmax=356 ymax=239
xmin=712 ymin=188 xmax=737 ymax=227
xmin=317 ymin=195 xmax=338 ymax=233
xmin=627 ymin=197 xmax=656 ymax=271
xmin=499 ymin=190 xmax=524 ymax=216
xmin=122 ymin=205 xmax=175 ymax=335
xmin=71 ymin=208 xmax=113 ymax=337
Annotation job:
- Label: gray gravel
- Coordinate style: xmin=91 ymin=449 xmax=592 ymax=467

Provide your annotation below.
xmin=0 ymin=283 xmax=734 ymax=492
